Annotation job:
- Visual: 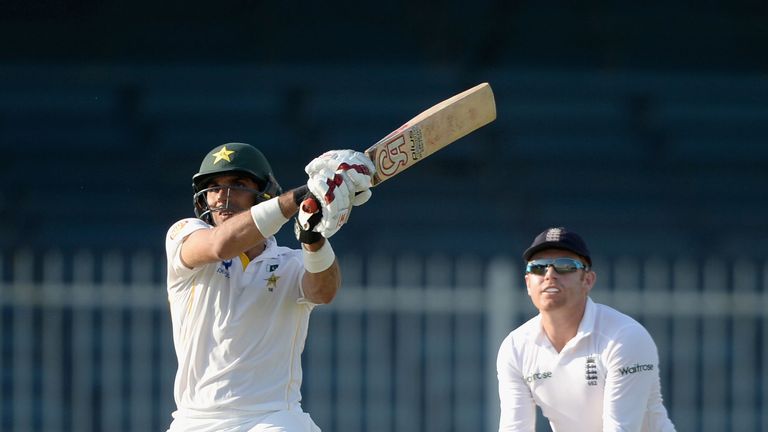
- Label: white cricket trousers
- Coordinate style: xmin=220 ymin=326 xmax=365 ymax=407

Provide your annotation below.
xmin=167 ymin=406 xmax=321 ymax=432
xmin=247 ymin=407 xmax=321 ymax=432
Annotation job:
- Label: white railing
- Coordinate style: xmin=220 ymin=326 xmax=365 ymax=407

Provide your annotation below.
xmin=0 ymin=250 xmax=766 ymax=431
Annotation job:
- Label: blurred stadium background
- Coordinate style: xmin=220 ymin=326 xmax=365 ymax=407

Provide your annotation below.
xmin=1 ymin=1 xmax=767 ymax=431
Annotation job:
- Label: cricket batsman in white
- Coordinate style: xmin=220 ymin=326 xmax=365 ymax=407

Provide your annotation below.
xmin=165 ymin=143 xmax=373 ymax=431
xmin=497 ymin=227 xmax=676 ymax=431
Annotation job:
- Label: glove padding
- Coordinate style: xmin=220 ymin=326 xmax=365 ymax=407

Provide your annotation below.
xmin=304 ymin=166 xmax=353 ymax=238
xmin=305 ymin=150 xmax=375 ymax=206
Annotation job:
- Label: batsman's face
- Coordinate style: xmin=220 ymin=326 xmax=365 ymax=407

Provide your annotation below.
xmin=204 ymin=175 xmax=261 ymax=225
xmin=525 ymin=250 xmax=595 ymax=313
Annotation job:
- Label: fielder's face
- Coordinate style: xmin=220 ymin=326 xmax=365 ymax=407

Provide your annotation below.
xmin=204 ymin=175 xmax=261 ymax=226
xmin=525 ymin=249 xmax=595 ymax=313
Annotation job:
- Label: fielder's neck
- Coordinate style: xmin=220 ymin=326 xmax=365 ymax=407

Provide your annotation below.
xmin=540 ymin=301 xmax=587 ymax=353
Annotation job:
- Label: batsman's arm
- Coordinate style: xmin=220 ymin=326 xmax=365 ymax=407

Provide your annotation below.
xmin=179 ymin=187 xmax=306 ymax=268
xmin=300 ymin=238 xmax=341 ymax=304
xmin=293 ymin=184 xmax=342 ymax=304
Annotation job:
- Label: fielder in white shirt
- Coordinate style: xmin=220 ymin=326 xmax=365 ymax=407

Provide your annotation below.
xmin=165 ymin=143 xmax=374 ymax=432
xmin=497 ymin=227 xmax=676 ymax=432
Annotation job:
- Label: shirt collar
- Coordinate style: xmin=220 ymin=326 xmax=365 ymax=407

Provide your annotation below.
xmin=253 ymin=236 xmax=279 ymax=261
xmin=235 ymin=237 xmax=278 ymax=270
xmin=575 ymin=296 xmax=597 ymax=339
xmin=528 ymin=296 xmax=597 ymax=346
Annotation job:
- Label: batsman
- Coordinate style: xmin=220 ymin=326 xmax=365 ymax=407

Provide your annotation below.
xmin=164 ymin=143 xmax=373 ymax=432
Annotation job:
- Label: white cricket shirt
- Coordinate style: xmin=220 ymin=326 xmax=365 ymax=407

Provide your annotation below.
xmin=497 ymin=297 xmax=676 ymax=432
xmin=165 ymin=218 xmax=316 ymax=428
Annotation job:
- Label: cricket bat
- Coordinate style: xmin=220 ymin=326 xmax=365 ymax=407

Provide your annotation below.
xmin=302 ymin=83 xmax=496 ymax=213
xmin=365 ymin=82 xmax=496 ymax=185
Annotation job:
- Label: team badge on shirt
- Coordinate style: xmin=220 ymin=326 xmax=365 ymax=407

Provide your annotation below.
xmin=265 ymin=273 xmax=280 ymax=292
xmin=585 ymin=355 xmax=598 ymax=386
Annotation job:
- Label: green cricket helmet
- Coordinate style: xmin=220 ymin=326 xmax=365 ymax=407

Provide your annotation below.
xmin=192 ymin=143 xmax=283 ymax=224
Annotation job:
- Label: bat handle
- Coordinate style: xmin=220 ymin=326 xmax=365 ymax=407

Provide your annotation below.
xmin=300 ymin=191 xmax=364 ymax=214
xmin=301 ymin=196 xmax=320 ymax=214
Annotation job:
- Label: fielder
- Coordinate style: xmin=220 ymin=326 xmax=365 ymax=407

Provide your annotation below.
xmin=497 ymin=227 xmax=676 ymax=431
xmin=165 ymin=143 xmax=373 ymax=431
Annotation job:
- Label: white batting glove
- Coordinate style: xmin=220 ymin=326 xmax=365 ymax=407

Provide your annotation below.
xmin=305 ymin=166 xmax=354 ymax=238
xmin=305 ymin=150 xmax=375 ymax=206
xmin=351 ymin=189 xmax=372 ymax=206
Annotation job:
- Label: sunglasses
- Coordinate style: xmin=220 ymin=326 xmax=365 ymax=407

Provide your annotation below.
xmin=526 ymin=258 xmax=588 ymax=276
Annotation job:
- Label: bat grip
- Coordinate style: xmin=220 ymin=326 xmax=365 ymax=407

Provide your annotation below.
xmin=300 ymin=191 xmax=364 ymax=214
xmin=301 ymin=196 xmax=320 ymax=214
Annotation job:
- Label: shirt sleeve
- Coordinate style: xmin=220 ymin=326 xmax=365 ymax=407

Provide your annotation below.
xmin=602 ymin=323 xmax=661 ymax=431
xmin=497 ymin=335 xmax=536 ymax=432
xmin=165 ymin=218 xmax=210 ymax=279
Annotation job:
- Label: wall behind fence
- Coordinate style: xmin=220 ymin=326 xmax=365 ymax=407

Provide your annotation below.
xmin=0 ymin=250 xmax=766 ymax=432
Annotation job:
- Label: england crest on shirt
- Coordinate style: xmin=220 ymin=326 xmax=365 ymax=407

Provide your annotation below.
xmin=585 ymin=355 xmax=598 ymax=386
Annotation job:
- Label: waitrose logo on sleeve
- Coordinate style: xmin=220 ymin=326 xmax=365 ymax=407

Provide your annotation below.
xmin=618 ymin=363 xmax=655 ymax=376
xmin=525 ymin=371 xmax=552 ymax=383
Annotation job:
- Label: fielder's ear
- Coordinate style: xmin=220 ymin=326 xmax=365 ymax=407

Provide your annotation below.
xmin=583 ymin=270 xmax=597 ymax=292
xmin=524 ymin=274 xmax=533 ymax=296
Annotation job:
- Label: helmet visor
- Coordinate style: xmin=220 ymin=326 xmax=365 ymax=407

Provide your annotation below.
xmin=193 ymin=184 xmax=273 ymax=225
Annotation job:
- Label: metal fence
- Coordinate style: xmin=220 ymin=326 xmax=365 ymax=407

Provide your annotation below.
xmin=0 ymin=249 xmax=766 ymax=431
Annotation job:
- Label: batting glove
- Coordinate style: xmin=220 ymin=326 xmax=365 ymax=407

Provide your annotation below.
xmin=304 ymin=166 xmax=354 ymax=238
xmin=305 ymin=149 xmax=375 ymax=206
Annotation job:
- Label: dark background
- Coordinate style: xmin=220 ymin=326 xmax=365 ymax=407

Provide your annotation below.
xmin=2 ymin=0 xmax=768 ymax=260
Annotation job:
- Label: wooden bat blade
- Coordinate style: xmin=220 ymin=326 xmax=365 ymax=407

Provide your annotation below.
xmin=364 ymin=82 xmax=496 ymax=186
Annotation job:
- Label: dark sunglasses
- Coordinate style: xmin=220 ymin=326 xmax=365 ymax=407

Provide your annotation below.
xmin=526 ymin=258 xmax=589 ymax=276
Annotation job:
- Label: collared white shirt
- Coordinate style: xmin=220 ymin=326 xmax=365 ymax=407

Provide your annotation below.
xmin=497 ymin=297 xmax=676 ymax=432
xmin=165 ymin=218 xmax=316 ymax=430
